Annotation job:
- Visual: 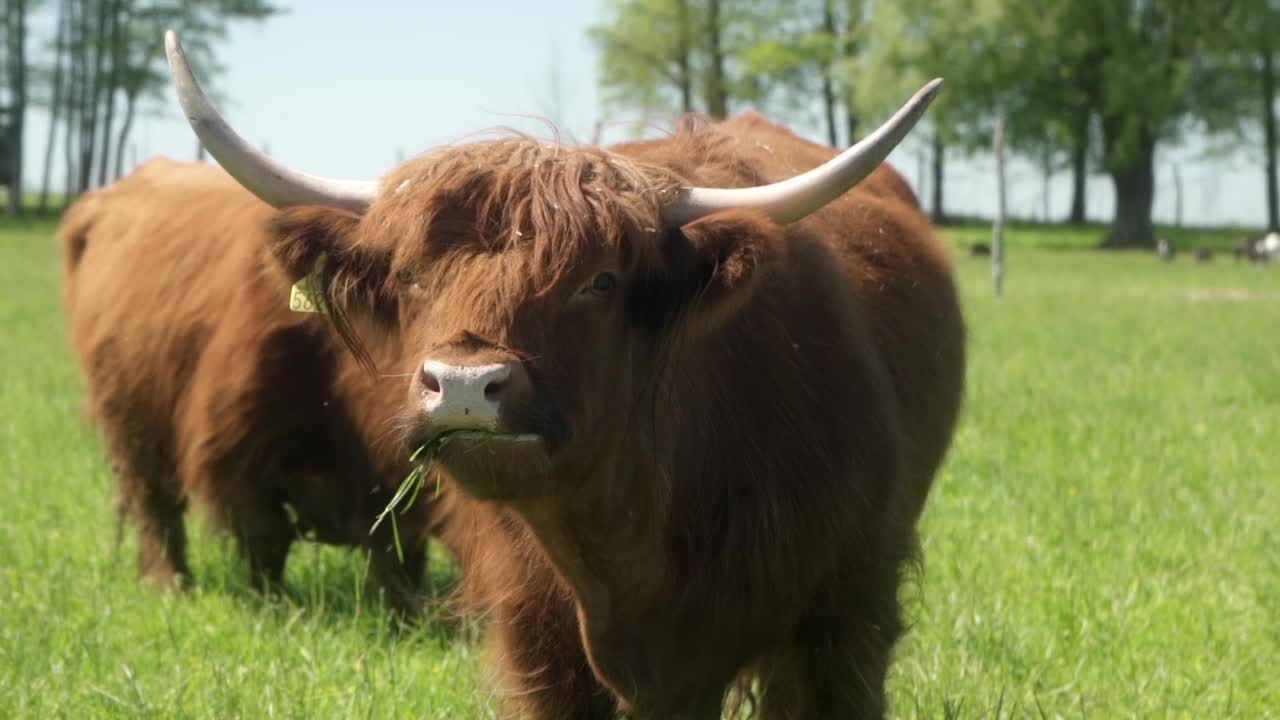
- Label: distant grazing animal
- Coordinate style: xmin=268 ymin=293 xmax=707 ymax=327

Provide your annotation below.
xmin=970 ymin=242 xmax=991 ymax=257
xmin=168 ymin=31 xmax=965 ymax=719
xmin=1194 ymin=246 xmax=1214 ymax=262
xmin=1258 ymin=232 xmax=1280 ymax=263
xmin=59 ymin=158 xmax=434 ymax=614
xmin=1157 ymin=238 xmax=1174 ymax=262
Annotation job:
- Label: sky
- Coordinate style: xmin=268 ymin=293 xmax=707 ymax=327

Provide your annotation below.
xmin=16 ymin=0 xmax=1273 ymax=229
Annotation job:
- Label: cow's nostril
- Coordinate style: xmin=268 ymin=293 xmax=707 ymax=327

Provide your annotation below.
xmin=420 ymin=364 xmax=441 ymax=394
xmin=484 ymin=380 xmax=506 ymax=402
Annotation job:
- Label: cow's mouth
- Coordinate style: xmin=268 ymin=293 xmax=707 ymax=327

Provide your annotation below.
xmin=429 ymin=429 xmax=544 ymax=450
xmin=415 ymin=429 xmax=553 ymax=503
xmin=407 ymin=427 xmax=545 ymax=459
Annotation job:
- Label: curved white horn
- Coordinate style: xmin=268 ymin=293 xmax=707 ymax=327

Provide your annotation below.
xmin=662 ymin=79 xmax=944 ymax=227
xmin=164 ymin=30 xmax=379 ymax=212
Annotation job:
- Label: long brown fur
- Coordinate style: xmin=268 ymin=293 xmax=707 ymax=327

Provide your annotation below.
xmin=59 ymin=158 xmax=435 ymax=613
xmin=269 ymin=112 xmax=965 ymax=718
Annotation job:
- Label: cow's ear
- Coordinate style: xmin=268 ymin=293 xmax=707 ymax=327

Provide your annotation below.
xmin=269 ymin=206 xmax=396 ymax=365
xmin=270 ymin=206 xmax=361 ymax=280
xmin=652 ymin=209 xmax=779 ymax=333
xmin=269 ymin=205 xmax=395 ymax=308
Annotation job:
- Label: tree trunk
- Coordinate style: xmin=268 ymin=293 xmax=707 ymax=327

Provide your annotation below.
xmin=39 ymin=0 xmax=70 ymax=214
xmin=1103 ymin=134 xmax=1157 ymax=249
xmin=1172 ymin=163 xmax=1183 ymax=229
xmin=1041 ymin=146 xmax=1052 ymax=222
xmin=704 ymin=0 xmax=727 ymax=119
xmin=843 ymin=97 xmax=858 ymax=146
xmin=931 ymin=128 xmax=945 ymax=224
xmin=97 ymin=0 xmax=124 ymax=187
xmin=1263 ymin=42 xmax=1278 ymax=232
xmin=916 ymin=148 xmax=927 ymax=211
xmin=675 ymin=0 xmax=692 ymax=114
xmin=64 ymin=0 xmax=81 ymax=204
xmin=113 ymin=90 xmax=137 ymax=180
xmin=79 ymin=0 xmax=110 ymax=193
xmin=1068 ymin=111 xmax=1089 ymax=224
xmin=841 ymin=0 xmax=860 ymax=145
xmin=819 ymin=0 xmax=838 ymax=146
xmin=992 ymin=115 xmax=1006 ymax=297
xmin=6 ymin=0 xmax=28 ymax=217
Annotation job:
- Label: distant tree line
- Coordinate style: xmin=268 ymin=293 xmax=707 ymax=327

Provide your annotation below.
xmin=591 ymin=0 xmax=1279 ymax=248
xmin=1 ymin=0 xmax=279 ymax=218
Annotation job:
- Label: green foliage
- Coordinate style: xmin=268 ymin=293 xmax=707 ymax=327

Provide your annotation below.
xmin=92 ymin=0 xmax=283 ymax=108
xmin=590 ymin=0 xmax=860 ymax=135
xmin=3 ymin=216 xmax=1277 ymax=716
xmin=589 ymin=0 xmax=695 ymax=118
xmin=854 ymin=0 xmax=1006 ymax=149
xmin=11 ymin=0 xmax=282 ymax=201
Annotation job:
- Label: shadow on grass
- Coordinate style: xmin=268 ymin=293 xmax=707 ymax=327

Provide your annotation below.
xmin=233 ymin=539 xmax=468 ymax=644
xmin=108 ymin=527 xmax=474 ymax=647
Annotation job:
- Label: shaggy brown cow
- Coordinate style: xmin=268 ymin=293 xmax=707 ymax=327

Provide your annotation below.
xmin=59 ymin=158 xmax=433 ymax=613
xmin=168 ymin=30 xmax=964 ymax=719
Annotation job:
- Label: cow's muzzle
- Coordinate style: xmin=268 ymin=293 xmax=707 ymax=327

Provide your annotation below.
xmin=410 ymin=357 xmax=540 ymax=447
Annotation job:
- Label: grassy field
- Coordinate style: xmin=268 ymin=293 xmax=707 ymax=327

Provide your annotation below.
xmin=1 ymin=216 xmax=1277 ymax=718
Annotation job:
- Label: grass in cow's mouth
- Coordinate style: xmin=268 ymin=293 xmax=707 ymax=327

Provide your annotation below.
xmin=372 ymin=439 xmax=444 ymax=562
xmin=372 ymin=429 xmax=534 ymax=561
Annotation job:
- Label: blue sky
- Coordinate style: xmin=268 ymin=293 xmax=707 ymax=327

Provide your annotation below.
xmin=18 ymin=1 xmax=1272 ymax=229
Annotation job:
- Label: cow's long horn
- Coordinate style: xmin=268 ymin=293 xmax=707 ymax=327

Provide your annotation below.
xmin=661 ymin=79 xmax=943 ymax=227
xmin=164 ymin=30 xmax=378 ymax=212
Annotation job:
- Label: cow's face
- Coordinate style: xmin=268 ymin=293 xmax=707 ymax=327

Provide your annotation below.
xmin=269 ymin=140 xmax=779 ymax=503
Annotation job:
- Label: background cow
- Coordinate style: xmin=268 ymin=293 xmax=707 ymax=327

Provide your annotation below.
xmin=167 ymin=31 xmax=963 ymax=719
xmin=59 ymin=158 xmax=434 ymax=614
xmin=1259 ymin=232 xmax=1280 ymax=263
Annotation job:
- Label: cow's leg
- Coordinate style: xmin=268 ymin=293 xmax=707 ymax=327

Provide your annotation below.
xmin=135 ymin=490 xmax=191 ymax=590
xmin=490 ymin=594 xmax=616 ymax=720
xmin=234 ymin=507 xmax=295 ymax=593
xmin=105 ymin=428 xmax=191 ymax=590
xmin=367 ymin=536 xmax=427 ymax=620
xmin=757 ymin=565 xmax=905 ymax=719
xmin=134 ymin=488 xmax=191 ymax=590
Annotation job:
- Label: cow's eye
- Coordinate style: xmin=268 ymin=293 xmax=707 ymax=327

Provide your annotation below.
xmin=583 ymin=271 xmax=617 ymax=298
xmin=397 ymin=269 xmax=426 ymax=294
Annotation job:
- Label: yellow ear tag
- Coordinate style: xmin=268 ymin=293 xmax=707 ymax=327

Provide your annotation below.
xmin=288 ymin=254 xmax=328 ymax=314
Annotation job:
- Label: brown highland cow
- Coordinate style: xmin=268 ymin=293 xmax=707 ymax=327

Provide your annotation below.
xmin=166 ymin=27 xmax=965 ymax=719
xmin=59 ymin=158 xmax=433 ymax=614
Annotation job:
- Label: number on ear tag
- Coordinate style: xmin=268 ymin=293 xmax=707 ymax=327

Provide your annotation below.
xmin=288 ymin=254 xmax=327 ymax=314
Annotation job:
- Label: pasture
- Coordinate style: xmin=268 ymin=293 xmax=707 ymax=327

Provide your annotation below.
xmin=1 ymin=216 xmax=1276 ymax=718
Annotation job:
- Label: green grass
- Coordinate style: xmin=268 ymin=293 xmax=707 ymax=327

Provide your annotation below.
xmin=2 ymin=217 xmax=1277 ymax=718
xmin=941 ymin=219 xmax=1261 ymax=253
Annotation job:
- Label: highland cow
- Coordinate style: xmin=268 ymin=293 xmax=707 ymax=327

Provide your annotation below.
xmin=167 ymin=29 xmax=965 ymax=719
xmin=59 ymin=158 xmax=433 ymax=614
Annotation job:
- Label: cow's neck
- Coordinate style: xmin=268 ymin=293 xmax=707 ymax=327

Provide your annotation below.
xmin=512 ymin=455 xmax=670 ymax=625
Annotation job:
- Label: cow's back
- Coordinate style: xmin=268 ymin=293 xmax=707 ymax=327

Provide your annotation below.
xmin=58 ymin=159 xmax=431 ymax=603
xmin=60 ymin=160 xmax=300 ymax=447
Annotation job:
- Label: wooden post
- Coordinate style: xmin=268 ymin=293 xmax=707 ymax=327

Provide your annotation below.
xmin=1173 ymin=163 xmax=1183 ymax=230
xmin=992 ymin=114 xmax=1006 ymax=297
xmin=917 ymin=146 xmax=928 ymax=212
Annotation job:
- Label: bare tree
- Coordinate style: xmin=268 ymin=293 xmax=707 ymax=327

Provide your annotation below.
xmin=5 ymin=0 xmax=28 ymax=217
xmin=40 ymin=0 xmax=71 ymax=213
